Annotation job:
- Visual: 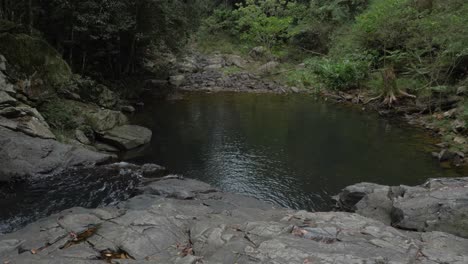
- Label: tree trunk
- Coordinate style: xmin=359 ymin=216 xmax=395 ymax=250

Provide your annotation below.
xmin=0 ymin=0 xmax=5 ymax=19
xmin=125 ymin=35 xmax=136 ymax=75
xmin=81 ymin=51 xmax=87 ymax=74
xmin=69 ymin=27 xmax=74 ymax=67
xmin=25 ymin=0 xmax=33 ymax=35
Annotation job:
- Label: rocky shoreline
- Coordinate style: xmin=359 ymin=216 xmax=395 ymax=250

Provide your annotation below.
xmin=0 ymin=163 xmax=467 ymax=263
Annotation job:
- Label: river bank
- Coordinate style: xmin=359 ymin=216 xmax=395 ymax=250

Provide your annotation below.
xmin=0 ymin=162 xmax=467 ymax=263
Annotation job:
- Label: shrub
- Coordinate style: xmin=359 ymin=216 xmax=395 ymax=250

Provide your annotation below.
xmin=282 ymin=68 xmax=315 ymax=88
xmin=306 ymin=57 xmax=370 ymax=90
xmin=330 ymin=0 xmax=468 ymax=93
xmin=353 ymin=0 xmax=417 ymax=50
xmin=235 ymin=0 xmax=296 ymax=49
xmin=199 ymin=8 xmax=240 ymax=36
xmin=39 ymin=99 xmax=79 ymax=131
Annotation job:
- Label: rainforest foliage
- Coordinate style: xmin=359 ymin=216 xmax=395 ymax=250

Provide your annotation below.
xmin=0 ymin=0 xmax=218 ymax=78
xmin=1 ymin=0 xmax=467 ymax=101
xmin=199 ymin=0 xmax=468 ymax=101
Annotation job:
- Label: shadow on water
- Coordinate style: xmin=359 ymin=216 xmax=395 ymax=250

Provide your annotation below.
xmin=130 ymin=92 xmax=463 ymax=211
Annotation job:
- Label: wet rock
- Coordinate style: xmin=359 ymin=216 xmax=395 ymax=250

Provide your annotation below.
xmin=169 ymin=75 xmax=186 ymax=88
xmin=140 ymin=163 xmax=167 ymax=178
xmin=249 ymin=46 xmax=267 ymax=59
xmin=456 ymin=86 xmax=467 ymax=95
xmin=224 ymin=54 xmax=246 ymax=68
xmin=437 ymin=149 xmax=458 ymax=162
xmin=0 ymin=90 xmax=17 ymax=106
xmin=99 ymin=125 xmax=152 ymax=150
xmin=96 ymin=87 xmax=118 ymax=108
xmin=0 ymin=80 xmax=15 ymax=94
xmin=181 ymin=67 xmax=288 ymax=94
xmin=391 ymin=178 xmax=468 ymax=237
xmin=121 ymin=105 xmax=135 ymax=114
xmin=0 ymin=105 xmax=56 ymax=139
xmin=145 ymin=79 xmax=169 ymax=90
xmin=336 ymin=177 xmax=468 ymax=238
xmin=452 ymin=119 xmax=466 ymax=133
xmin=141 ymin=177 xmax=216 ymax=199
xmin=86 ymin=108 xmax=128 ymax=132
xmin=290 ymin=87 xmax=300 ymax=93
xmin=443 ymin=108 xmax=457 ymax=118
xmin=0 ymin=68 xmax=15 ymax=94
xmin=453 ymin=136 xmax=466 ymax=144
xmin=0 ymin=126 xmax=111 ymax=182
xmin=0 ymin=106 xmax=23 ymax=118
xmin=335 ymin=182 xmax=393 ymax=225
xmin=258 ymin=61 xmax=279 ymax=74
xmin=204 ymin=64 xmax=223 ymax=70
xmin=1 ymin=176 xmax=468 ymax=263
xmin=75 ymin=129 xmax=91 ymax=145
xmin=94 ymin=141 xmax=120 ymax=153
xmin=13 ymin=116 xmax=56 ymax=139
xmin=61 ymin=89 xmax=81 ymax=101
xmin=177 ymin=56 xmax=199 ymax=73
xmin=0 ymin=54 xmax=6 ymax=71
xmin=76 ymin=83 xmax=118 ymax=109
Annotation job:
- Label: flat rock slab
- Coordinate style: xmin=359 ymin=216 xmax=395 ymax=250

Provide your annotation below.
xmin=100 ymin=125 xmax=152 ymax=150
xmin=0 ymin=106 xmax=56 ymax=139
xmin=0 ymin=126 xmax=112 ymax=181
xmin=1 ymin=176 xmax=467 ymax=263
xmin=335 ymin=177 xmax=468 ymax=238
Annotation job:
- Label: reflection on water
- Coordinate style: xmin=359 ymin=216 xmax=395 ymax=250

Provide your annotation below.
xmin=131 ymin=92 xmax=462 ymax=211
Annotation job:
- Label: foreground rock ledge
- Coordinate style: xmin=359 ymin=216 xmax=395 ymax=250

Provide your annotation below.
xmin=1 ymin=177 xmax=467 ymax=263
xmin=335 ymin=177 xmax=468 ymax=238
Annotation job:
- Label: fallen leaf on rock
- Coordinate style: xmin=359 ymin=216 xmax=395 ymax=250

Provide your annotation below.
xmin=100 ymin=249 xmax=133 ymax=262
xmin=292 ymin=226 xmax=338 ymax=244
xmin=60 ymin=225 xmax=99 ymax=249
xmin=176 ymin=243 xmax=194 ymax=257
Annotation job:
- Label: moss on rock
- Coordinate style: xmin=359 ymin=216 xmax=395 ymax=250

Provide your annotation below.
xmin=0 ymin=33 xmax=72 ymax=87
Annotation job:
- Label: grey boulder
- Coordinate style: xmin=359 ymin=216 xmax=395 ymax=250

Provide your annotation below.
xmin=0 ymin=126 xmax=111 ymax=182
xmin=169 ymin=75 xmax=186 ymax=88
xmin=99 ymin=125 xmax=152 ymax=150
xmin=0 ymin=90 xmax=16 ymax=105
xmin=0 ymin=106 xmax=56 ymax=139
xmin=335 ymin=177 xmax=468 ymax=238
xmin=258 ymin=61 xmax=279 ymax=74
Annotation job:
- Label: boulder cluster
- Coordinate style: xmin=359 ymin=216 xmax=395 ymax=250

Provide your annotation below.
xmin=0 ymin=53 xmax=152 ymax=182
xmin=156 ymin=51 xmax=302 ymax=94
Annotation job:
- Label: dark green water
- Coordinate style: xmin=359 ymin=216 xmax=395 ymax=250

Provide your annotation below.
xmin=132 ymin=92 xmax=462 ymax=211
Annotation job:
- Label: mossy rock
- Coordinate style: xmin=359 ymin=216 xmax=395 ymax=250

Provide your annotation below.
xmin=0 ymin=32 xmax=72 ymax=87
xmin=40 ymin=99 xmax=128 ymax=134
